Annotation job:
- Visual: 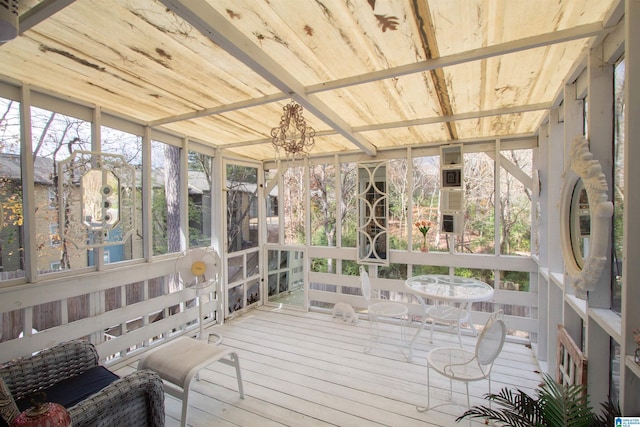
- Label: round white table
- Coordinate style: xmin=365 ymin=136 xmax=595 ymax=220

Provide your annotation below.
xmin=404 ymin=274 xmax=494 ymax=359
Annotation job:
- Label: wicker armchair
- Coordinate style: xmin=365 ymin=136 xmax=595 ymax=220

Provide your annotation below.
xmin=0 ymin=340 xmax=164 ymax=427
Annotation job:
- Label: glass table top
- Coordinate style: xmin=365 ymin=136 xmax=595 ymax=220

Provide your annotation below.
xmin=405 ymin=274 xmax=494 ymax=302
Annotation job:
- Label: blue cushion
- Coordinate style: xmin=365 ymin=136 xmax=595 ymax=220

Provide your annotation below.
xmin=14 ymin=366 xmax=119 ymax=412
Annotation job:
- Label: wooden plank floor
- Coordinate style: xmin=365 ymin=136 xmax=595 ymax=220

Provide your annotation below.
xmin=115 ymin=306 xmax=542 ymax=427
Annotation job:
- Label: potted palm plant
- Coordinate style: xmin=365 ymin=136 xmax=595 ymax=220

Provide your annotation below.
xmin=456 ymin=374 xmax=620 ymax=427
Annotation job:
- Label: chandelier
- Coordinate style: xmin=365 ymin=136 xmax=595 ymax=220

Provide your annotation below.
xmin=270 ymin=100 xmax=316 ymax=160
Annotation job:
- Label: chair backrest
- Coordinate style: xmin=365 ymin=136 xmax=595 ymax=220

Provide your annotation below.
xmin=359 ymin=266 xmax=372 ymax=303
xmin=475 ymin=311 xmax=507 ymax=369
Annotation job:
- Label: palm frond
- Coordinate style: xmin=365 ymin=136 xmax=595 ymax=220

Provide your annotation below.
xmin=538 ymin=374 xmax=594 ymax=427
xmin=456 ymin=373 xmax=617 ymax=427
xmin=457 ymin=388 xmax=544 ymax=426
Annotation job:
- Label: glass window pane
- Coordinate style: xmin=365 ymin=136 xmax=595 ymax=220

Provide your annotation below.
xmin=100 ymin=126 xmax=143 ymax=264
xmin=464 ymin=152 xmax=495 ymax=254
xmin=310 ymin=162 xmax=336 ymax=246
xmin=264 ymin=168 xmax=279 ymax=244
xmin=610 ymin=339 xmax=620 ymax=404
xmin=31 ymin=106 xmax=91 ymax=273
xmin=411 ymin=154 xmax=440 ymax=252
xmin=340 ymin=162 xmax=357 ymax=248
xmin=0 ymin=97 xmax=23 ymax=280
xmin=499 ymin=149 xmax=533 ymax=256
xmin=388 ymin=158 xmax=408 ymax=250
xmin=283 ymin=165 xmax=305 ymax=245
xmin=151 ymin=140 xmax=182 ymax=255
xmin=188 ymin=151 xmax=212 ymax=248
xmin=226 ymin=164 xmax=258 ymax=252
xmin=612 ymin=58 xmax=625 ymax=314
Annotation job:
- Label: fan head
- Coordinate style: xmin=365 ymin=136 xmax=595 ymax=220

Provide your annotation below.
xmin=176 ymin=247 xmax=221 ymax=289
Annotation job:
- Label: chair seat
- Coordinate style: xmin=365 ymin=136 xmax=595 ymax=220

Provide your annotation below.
xmin=426 ymin=304 xmax=469 ymax=323
xmin=426 ymin=303 xmax=471 ymax=347
xmin=370 ymin=301 xmax=409 ymax=317
xmin=427 ymin=347 xmax=486 ymax=381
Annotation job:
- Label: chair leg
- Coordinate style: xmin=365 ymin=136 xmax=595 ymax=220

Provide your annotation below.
xmin=417 ymin=365 xmax=430 ymax=412
xmin=429 ymin=317 xmax=435 ymax=344
xmin=364 ymin=313 xmax=377 ymax=353
xmin=400 ymin=316 xmax=407 ymax=346
xmin=465 ymin=382 xmax=470 ymax=409
xmin=487 ymin=376 xmax=492 ymax=410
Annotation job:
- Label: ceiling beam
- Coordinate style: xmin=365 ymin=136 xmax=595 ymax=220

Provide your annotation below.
xmin=19 ymin=0 xmax=77 ymax=33
xmin=306 ymin=22 xmax=605 ymax=94
xmin=150 ymin=93 xmax=287 ymax=126
xmin=153 ymin=20 xmax=605 ymax=129
xmin=221 ymin=101 xmax=550 ymax=149
xmin=354 ymin=102 xmax=551 ymax=133
xmin=158 ymin=0 xmax=377 ymax=156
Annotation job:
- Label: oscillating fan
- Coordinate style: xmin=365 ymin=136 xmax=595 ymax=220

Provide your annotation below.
xmin=176 ymin=247 xmax=222 ymax=342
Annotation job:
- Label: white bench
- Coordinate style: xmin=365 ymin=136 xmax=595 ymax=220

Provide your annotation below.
xmin=138 ymin=336 xmax=244 ymax=427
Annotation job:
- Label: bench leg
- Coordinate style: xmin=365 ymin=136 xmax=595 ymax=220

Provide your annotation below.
xmin=232 ymin=352 xmax=245 ymax=398
xmin=221 ymin=352 xmax=245 ymax=398
xmin=181 ymin=387 xmax=190 ymax=427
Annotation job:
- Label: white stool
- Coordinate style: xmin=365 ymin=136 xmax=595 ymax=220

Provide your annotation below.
xmin=138 ymin=336 xmax=244 ymax=427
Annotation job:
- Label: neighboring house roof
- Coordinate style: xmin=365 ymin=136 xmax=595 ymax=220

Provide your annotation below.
xmin=0 ymin=153 xmax=54 ymax=185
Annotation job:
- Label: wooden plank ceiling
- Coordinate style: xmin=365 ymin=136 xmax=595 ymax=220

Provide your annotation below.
xmin=0 ymin=0 xmax=618 ymax=160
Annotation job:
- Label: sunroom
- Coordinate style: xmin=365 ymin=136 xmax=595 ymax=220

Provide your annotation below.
xmin=0 ymin=0 xmax=639 ymax=425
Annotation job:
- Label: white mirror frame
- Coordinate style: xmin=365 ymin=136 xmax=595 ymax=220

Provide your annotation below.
xmin=560 ymin=136 xmax=613 ymax=298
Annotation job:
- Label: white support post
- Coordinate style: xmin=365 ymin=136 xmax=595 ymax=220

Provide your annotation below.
xmin=622 ymin=0 xmax=640 ymax=415
xmin=562 ymin=82 xmax=585 ymax=343
xmin=547 ymin=108 xmax=564 ymax=274
xmin=536 ymin=124 xmax=548 ymax=266
xmin=20 ymin=85 xmax=38 ymax=282
xmin=586 ymin=45 xmax=614 ymax=310
xmin=180 ymin=137 xmax=189 ymax=251
xmin=584 ymin=39 xmax=615 ymax=409
xmin=546 ymin=107 xmax=564 ymax=377
xmin=142 ymin=126 xmax=153 ymax=261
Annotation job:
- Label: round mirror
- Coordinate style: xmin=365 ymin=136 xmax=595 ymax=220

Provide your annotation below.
xmin=569 ymin=179 xmax=590 ymax=268
xmin=559 ymin=136 xmax=613 ymax=297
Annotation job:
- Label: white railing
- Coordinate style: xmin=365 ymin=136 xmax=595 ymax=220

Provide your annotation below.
xmin=306 ymin=247 xmax=539 ymax=341
xmin=0 ymin=257 xmax=219 ymax=365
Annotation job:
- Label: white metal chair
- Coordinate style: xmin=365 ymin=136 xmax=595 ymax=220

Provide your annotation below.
xmin=418 ymin=310 xmax=506 ymax=412
xmin=426 ymin=301 xmax=472 ymax=347
xmin=359 ymin=265 xmax=409 ymax=354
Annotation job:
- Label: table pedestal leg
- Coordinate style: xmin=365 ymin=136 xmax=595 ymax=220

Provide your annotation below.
xmin=403 ymin=294 xmax=427 ymax=362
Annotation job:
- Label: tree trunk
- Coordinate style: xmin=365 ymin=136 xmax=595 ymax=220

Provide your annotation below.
xmin=164 ymin=144 xmax=181 ymax=293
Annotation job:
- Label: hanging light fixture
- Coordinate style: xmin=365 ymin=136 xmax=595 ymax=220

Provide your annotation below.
xmin=270 ymin=100 xmax=316 ymax=160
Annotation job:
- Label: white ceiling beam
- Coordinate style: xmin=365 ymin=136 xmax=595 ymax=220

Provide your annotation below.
xmin=158 ymin=0 xmax=377 ymax=156
xmin=354 ymin=102 xmax=551 ymax=132
xmin=222 ymin=101 xmax=550 ymax=149
xmin=154 ymin=20 xmax=604 ymax=129
xmin=485 ymin=152 xmax=533 ymax=191
xmin=306 ymin=22 xmax=606 ymax=94
xmin=150 ymin=92 xmax=287 ymax=126
xmin=19 ymin=0 xmax=77 ymax=33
